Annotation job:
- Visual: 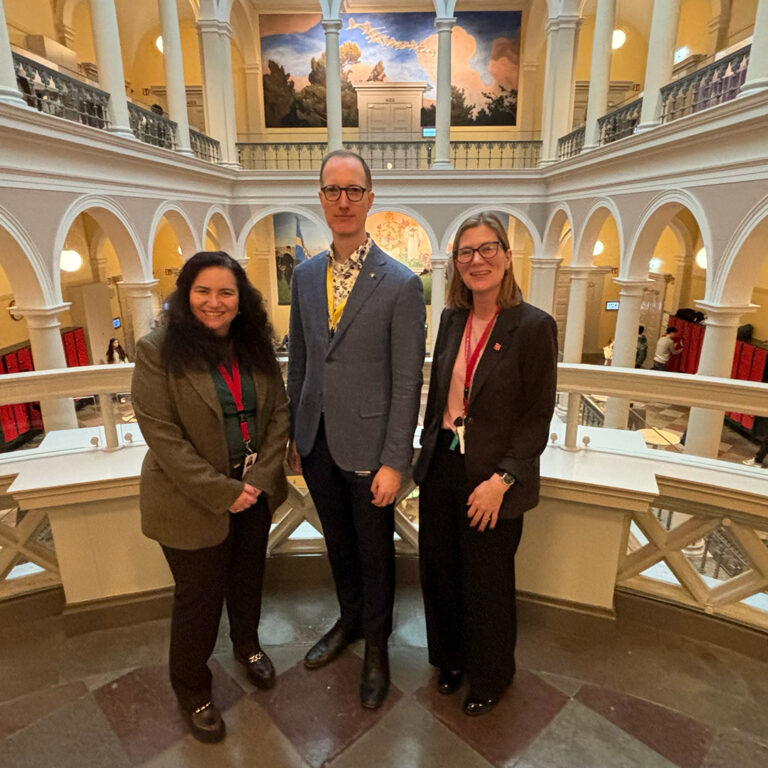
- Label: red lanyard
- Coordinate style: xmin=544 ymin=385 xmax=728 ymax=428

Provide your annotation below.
xmin=217 ymin=357 xmax=252 ymax=449
xmin=462 ymin=307 xmax=500 ymax=413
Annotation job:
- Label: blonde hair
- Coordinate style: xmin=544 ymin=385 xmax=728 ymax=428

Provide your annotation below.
xmin=446 ymin=212 xmax=521 ymax=309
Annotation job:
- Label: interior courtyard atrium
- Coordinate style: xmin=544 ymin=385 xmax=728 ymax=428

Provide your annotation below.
xmin=1 ymin=0 xmax=768 ymax=765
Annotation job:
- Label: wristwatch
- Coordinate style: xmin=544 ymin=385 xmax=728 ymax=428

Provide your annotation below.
xmin=495 ymin=471 xmax=515 ymax=488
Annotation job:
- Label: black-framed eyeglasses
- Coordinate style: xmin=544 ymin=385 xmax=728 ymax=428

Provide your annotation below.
xmin=320 ymin=185 xmax=367 ymax=202
xmin=455 ymin=241 xmax=502 ymax=263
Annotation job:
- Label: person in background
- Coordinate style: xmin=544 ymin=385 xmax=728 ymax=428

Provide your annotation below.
xmin=636 ymin=325 xmax=648 ymax=368
xmin=652 ymin=326 xmax=683 ymax=370
xmin=603 ymin=338 xmax=614 ymax=365
xmin=132 ymin=251 xmax=289 ymax=743
xmin=414 ymin=212 xmax=557 ymax=716
xmin=105 ymin=337 xmax=128 ymax=364
xmin=743 ymin=436 xmax=768 ymax=467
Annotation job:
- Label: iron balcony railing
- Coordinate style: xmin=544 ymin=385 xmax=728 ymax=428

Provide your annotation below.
xmin=189 ymin=128 xmax=221 ymax=163
xmin=597 ymin=97 xmax=643 ymax=146
xmin=557 ymin=125 xmax=585 ymax=160
xmin=13 ymin=51 xmax=109 ymax=130
xmin=237 ymin=140 xmax=542 ymax=170
xmin=127 ymin=102 xmax=176 ymax=151
xmin=660 ymin=44 xmax=750 ymax=124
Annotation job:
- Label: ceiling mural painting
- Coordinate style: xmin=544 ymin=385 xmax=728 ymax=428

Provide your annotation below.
xmin=260 ymin=11 xmax=521 ymax=128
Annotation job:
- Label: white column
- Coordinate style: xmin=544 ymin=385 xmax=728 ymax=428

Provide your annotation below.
xmin=583 ymin=0 xmax=616 ymax=150
xmin=88 ymin=0 xmax=133 ymax=139
xmin=604 ymin=280 xmax=650 ymax=428
xmin=741 ymin=0 xmax=768 ymax=95
xmin=562 ymin=269 xmax=591 ymax=363
xmin=638 ymin=0 xmax=682 ymax=130
xmin=322 ymin=19 xmax=343 ymax=152
xmin=539 ymin=15 xmax=581 ymax=164
xmin=17 ymin=305 xmax=78 ymax=431
xmin=429 ymin=255 xmax=449 ymax=354
xmin=685 ymin=303 xmax=755 ymax=458
xmin=197 ymin=18 xmax=239 ymax=166
xmin=120 ymin=281 xmax=159 ymax=342
xmin=528 ymin=257 xmax=561 ymax=315
xmin=158 ymin=0 xmax=193 ymax=156
xmin=432 ymin=17 xmax=456 ymax=169
xmin=0 ymin=0 xmax=27 ymax=107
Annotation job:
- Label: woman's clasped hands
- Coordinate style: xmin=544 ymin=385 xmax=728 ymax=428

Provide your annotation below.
xmin=229 ymin=483 xmax=260 ymax=513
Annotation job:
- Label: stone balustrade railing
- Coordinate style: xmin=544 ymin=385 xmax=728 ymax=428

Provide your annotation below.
xmin=661 ymin=45 xmax=751 ymax=124
xmin=189 ymin=127 xmax=221 ymax=163
xmin=127 ymin=103 xmax=176 ymax=151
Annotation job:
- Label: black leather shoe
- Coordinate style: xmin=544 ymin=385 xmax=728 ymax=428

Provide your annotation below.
xmin=234 ymin=648 xmax=276 ymax=690
xmin=437 ymin=669 xmax=463 ymax=695
xmin=304 ymin=620 xmax=358 ymax=670
xmin=463 ymin=696 xmax=498 ymax=717
xmin=360 ymin=643 xmax=390 ymax=709
xmin=181 ymin=701 xmax=226 ymax=743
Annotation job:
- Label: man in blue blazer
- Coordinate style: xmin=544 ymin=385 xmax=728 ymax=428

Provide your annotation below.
xmin=287 ymin=150 xmax=426 ymax=708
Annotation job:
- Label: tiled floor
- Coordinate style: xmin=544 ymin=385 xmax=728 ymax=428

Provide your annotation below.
xmin=2 ymin=561 xmax=768 ymax=768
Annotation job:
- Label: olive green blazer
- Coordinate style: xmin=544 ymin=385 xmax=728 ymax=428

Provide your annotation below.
xmin=132 ymin=328 xmax=289 ymax=550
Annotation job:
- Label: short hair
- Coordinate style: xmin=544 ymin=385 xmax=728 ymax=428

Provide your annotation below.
xmin=319 ymin=150 xmax=372 ymax=190
xmin=446 ymin=212 xmax=521 ymax=310
xmin=638 ymin=325 xmax=645 ymax=334
xmin=666 ymin=326 xmax=678 ymax=334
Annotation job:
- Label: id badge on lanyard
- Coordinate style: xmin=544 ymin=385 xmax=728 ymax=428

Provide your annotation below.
xmin=217 ymin=357 xmax=258 ymax=479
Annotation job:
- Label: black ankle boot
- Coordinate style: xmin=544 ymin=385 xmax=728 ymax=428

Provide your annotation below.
xmin=359 ymin=643 xmax=389 ymax=709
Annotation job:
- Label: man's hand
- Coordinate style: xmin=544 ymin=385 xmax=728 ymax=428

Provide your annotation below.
xmin=229 ymin=483 xmax=260 ymax=513
xmin=371 ymin=465 xmax=401 ymax=507
xmin=466 ymin=474 xmax=509 ymax=532
xmin=287 ymin=440 xmax=302 ymax=475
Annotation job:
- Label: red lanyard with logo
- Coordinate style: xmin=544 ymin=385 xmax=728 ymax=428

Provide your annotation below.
xmin=217 ymin=357 xmax=253 ymax=454
xmin=450 ymin=306 xmax=500 ymax=453
xmin=462 ymin=306 xmax=500 ymax=414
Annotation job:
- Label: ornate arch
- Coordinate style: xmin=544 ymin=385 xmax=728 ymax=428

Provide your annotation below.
xmin=573 ymin=197 xmax=624 ymax=268
xmin=148 ymin=202 xmax=201 ymax=260
xmin=0 ymin=207 xmax=54 ymax=306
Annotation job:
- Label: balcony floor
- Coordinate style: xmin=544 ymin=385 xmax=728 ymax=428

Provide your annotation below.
xmin=1 ymin=557 xmax=768 ymax=768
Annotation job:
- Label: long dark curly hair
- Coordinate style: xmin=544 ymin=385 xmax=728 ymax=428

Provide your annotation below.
xmin=161 ymin=251 xmax=278 ymax=376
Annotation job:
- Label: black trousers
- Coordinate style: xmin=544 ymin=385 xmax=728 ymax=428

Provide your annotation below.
xmin=419 ymin=430 xmax=524 ymax=699
xmin=301 ymin=418 xmax=395 ymax=646
xmin=161 ymin=497 xmax=271 ymax=711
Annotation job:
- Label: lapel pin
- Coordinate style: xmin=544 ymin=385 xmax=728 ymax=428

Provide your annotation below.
xmin=493 ymin=342 xmax=502 ymax=351
xmin=370 ymin=272 xmax=375 ymax=278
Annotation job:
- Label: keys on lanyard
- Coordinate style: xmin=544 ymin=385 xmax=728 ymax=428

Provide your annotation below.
xmin=450 ymin=416 xmax=466 ymax=454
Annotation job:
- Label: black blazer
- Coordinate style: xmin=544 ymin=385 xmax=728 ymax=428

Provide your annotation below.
xmin=414 ymin=302 xmax=558 ymax=519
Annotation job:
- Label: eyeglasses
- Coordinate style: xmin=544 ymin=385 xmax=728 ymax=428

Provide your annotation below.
xmin=320 ymin=185 xmax=368 ymax=202
xmin=455 ymin=241 xmax=503 ymax=263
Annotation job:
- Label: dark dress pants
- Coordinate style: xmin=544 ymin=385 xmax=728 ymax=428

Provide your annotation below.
xmin=301 ymin=418 xmax=395 ymax=647
xmin=161 ymin=497 xmax=271 ymax=711
xmin=419 ymin=430 xmax=524 ymax=699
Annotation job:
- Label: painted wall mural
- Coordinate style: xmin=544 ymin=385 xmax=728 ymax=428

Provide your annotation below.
xmin=260 ymin=11 xmax=521 ymax=129
xmin=273 ymin=213 xmax=328 ymax=305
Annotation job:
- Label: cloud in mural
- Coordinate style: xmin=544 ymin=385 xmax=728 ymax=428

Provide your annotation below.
xmin=347 ymin=17 xmax=436 ymax=57
xmin=259 ymin=14 xmax=322 ymax=37
xmin=418 ymin=26 xmax=490 ymax=109
xmin=488 ymin=37 xmax=519 ymax=91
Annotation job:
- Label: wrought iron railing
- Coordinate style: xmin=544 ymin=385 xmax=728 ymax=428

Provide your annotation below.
xmin=237 ymin=140 xmax=541 ymax=170
xmin=12 ymin=52 xmax=110 ymax=130
xmin=449 ymin=141 xmax=541 ymax=169
xmin=597 ymin=97 xmax=643 ymax=146
xmin=189 ymin=128 xmax=221 ymax=163
xmin=660 ymin=45 xmax=750 ymax=124
xmin=237 ymin=142 xmax=327 ymax=170
xmin=557 ymin=125 xmax=585 ymax=160
xmin=127 ymin=103 xmax=176 ymax=150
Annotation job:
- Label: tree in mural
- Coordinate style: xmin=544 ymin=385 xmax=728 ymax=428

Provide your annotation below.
xmin=474 ymin=85 xmax=518 ymax=125
xmin=262 ymin=61 xmax=296 ymax=127
xmin=420 ymin=86 xmax=475 ymax=126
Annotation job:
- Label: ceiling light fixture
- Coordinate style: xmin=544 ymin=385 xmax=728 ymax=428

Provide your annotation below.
xmin=695 ymin=247 xmax=707 ymax=270
xmin=612 ymin=29 xmax=626 ymax=50
xmin=593 ymin=240 xmax=605 ymax=256
xmin=60 ymin=249 xmax=83 ymax=272
xmin=155 ymin=35 xmax=164 ymax=54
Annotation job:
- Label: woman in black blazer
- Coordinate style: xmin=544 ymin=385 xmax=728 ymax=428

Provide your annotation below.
xmin=414 ymin=212 xmax=557 ymax=716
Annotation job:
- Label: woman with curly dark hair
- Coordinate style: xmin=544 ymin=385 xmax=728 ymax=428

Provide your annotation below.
xmin=105 ymin=337 xmax=128 ymax=364
xmin=132 ymin=252 xmax=289 ymax=743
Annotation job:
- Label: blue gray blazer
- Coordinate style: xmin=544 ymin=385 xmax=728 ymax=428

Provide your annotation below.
xmin=287 ymin=242 xmax=426 ymax=473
